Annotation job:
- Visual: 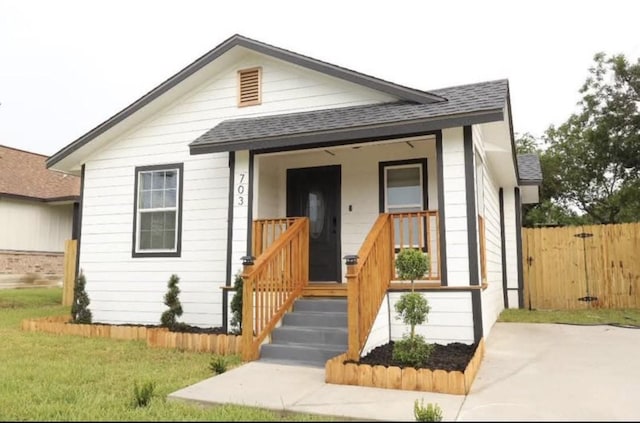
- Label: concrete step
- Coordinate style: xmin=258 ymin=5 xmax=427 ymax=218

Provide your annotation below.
xmin=282 ymin=311 xmax=347 ymax=328
xmin=260 ymin=343 xmax=345 ymax=367
xmin=293 ymin=298 xmax=347 ymax=313
xmin=271 ymin=325 xmax=348 ymax=347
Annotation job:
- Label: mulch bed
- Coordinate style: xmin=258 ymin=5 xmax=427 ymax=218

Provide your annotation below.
xmin=67 ymin=321 xmax=228 ymax=334
xmin=349 ymin=341 xmax=478 ymax=372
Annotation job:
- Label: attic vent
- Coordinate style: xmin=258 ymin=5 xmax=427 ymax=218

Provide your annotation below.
xmin=238 ymin=67 xmax=261 ymax=107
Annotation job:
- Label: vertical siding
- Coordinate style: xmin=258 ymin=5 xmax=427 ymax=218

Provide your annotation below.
xmin=440 ymin=127 xmax=469 ymax=287
xmin=256 ymin=138 xmax=437 ymax=280
xmin=77 ymin=49 xmax=399 ymax=326
xmin=231 ymin=151 xmax=250 ymax=279
xmin=0 ymin=198 xmax=73 ymax=252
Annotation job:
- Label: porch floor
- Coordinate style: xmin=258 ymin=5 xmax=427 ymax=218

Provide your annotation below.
xmin=301 ymin=283 xmax=346 ymax=297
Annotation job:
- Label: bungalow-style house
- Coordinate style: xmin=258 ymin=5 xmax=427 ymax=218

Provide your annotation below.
xmin=46 ymin=34 xmax=541 ymax=365
xmin=0 ymin=145 xmax=80 ymax=287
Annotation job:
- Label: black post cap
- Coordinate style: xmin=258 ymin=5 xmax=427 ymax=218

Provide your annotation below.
xmin=241 ymin=255 xmax=255 ymax=266
xmin=343 ymin=255 xmax=359 ymax=265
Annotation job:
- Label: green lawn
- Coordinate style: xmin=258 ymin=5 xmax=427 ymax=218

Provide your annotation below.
xmin=498 ymin=307 xmax=640 ymax=326
xmin=0 ymin=288 xmax=332 ymax=421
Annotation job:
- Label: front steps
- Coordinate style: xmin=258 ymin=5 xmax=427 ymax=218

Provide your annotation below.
xmin=259 ymin=297 xmax=347 ymax=367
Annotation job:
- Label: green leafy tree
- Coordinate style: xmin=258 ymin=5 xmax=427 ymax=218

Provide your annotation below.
xmin=160 ymin=274 xmax=183 ymax=329
xmin=393 ymin=249 xmax=433 ymax=366
xmin=540 ymin=52 xmax=640 ymax=224
xmin=229 ymin=272 xmax=243 ymax=334
xmin=71 ymin=271 xmax=92 ymax=323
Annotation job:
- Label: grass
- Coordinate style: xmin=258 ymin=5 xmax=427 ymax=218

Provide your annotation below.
xmin=0 ymin=287 xmax=334 ymax=421
xmin=498 ymin=307 xmax=640 ymax=327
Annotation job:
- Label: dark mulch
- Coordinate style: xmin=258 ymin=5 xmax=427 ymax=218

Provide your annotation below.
xmin=348 ymin=341 xmax=478 ymax=372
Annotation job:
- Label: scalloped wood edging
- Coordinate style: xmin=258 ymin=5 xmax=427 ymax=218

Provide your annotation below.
xmin=325 ymin=338 xmax=485 ymax=395
xmin=21 ymin=316 xmax=241 ymax=355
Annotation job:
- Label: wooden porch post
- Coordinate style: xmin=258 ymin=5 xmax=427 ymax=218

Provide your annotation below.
xmin=240 ymin=255 xmax=256 ymax=361
xmin=344 ymin=254 xmax=360 ymax=361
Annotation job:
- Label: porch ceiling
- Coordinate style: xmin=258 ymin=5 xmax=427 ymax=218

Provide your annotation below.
xmin=189 ymin=79 xmax=509 ymax=155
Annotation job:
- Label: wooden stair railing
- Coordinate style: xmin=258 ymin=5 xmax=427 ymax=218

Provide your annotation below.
xmin=241 ymin=217 xmax=309 ymax=361
xmin=345 ymin=213 xmax=394 ymax=361
xmin=252 ymin=218 xmax=298 ymax=257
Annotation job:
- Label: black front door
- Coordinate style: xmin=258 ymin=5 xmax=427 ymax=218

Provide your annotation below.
xmin=286 ymin=165 xmax=341 ymax=282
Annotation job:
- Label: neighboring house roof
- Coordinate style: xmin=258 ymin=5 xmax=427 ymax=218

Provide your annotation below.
xmin=46 ymin=34 xmax=447 ymax=168
xmin=517 ymin=154 xmax=543 ymax=185
xmin=0 ymin=145 xmax=80 ymax=201
xmin=190 ymin=79 xmax=509 ymax=154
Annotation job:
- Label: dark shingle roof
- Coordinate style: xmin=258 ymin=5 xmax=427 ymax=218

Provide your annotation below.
xmin=190 ymin=79 xmax=509 ymax=152
xmin=517 ymin=154 xmax=543 ymax=183
xmin=0 ymin=145 xmax=80 ymax=201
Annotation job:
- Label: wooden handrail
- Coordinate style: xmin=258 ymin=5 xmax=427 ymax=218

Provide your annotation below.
xmin=242 ymin=217 xmax=309 ymax=361
xmin=252 ymin=218 xmax=298 ymax=257
xmin=346 ymin=214 xmax=394 ymax=361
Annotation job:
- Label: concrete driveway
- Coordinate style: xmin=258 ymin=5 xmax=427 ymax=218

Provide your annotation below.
xmin=170 ymin=322 xmax=640 ymax=421
xmin=458 ymin=322 xmax=640 ymax=421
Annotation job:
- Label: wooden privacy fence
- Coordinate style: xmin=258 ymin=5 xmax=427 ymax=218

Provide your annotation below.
xmin=62 ymin=239 xmax=77 ymax=306
xmin=523 ymin=223 xmax=640 ymax=309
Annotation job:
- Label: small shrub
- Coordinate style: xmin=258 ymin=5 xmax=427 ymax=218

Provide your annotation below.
xmin=209 ymin=355 xmax=228 ymax=374
xmin=132 ymin=380 xmax=156 ymax=408
xmin=71 ymin=271 xmax=92 ymax=324
xmin=414 ymin=399 xmax=443 ymax=422
xmin=395 ymin=248 xmax=430 ymax=287
xmin=392 ymin=335 xmax=434 ymax=367
xmin=160 ymin=274 xmax=183 ymax=329
xmin=229 ymin=272 xmax=243 ymax=334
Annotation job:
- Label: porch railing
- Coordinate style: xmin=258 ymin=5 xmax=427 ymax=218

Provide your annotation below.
xmin=252 ymin=218 xmax=298 ymax=257
xmin=346 ymin=210 xmax=440 ymax=361
xmin=389 ymin=210 xmax=440 ymax=280
xmin=241 ymin=217 xmax=309 ymax=361
xmin=346 ymin=213 xmax=394 ymax=361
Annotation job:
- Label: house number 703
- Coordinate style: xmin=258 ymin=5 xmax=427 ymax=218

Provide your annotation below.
xmin=237 ymin=173 xmax=247 ymax=206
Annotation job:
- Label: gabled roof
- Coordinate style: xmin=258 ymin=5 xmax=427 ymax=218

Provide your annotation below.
xmin=46 ymin=34 xmax=446 ymax=168
xmin=191 ymin=79 xmax=508 ymax=154
xmin=0 ymin=145 xmax=80 ymax=201
xmin=517 ymin=153 xmax=543 ymax=185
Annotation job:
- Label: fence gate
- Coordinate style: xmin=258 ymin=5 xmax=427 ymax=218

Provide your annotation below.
xmin=523 ymin=223 xmax=640 ymax=310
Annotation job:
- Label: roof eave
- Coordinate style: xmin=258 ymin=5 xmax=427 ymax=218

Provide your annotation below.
xmin=189 ymin=109 xmax=504 ymax=155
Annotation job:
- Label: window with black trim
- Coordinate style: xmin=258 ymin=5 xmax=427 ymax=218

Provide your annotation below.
xmin=132 ymin=163 xmax=183 ymax=257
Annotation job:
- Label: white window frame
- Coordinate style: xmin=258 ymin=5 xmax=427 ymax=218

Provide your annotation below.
xmin=384 ymin=163 xmax=424 ymax=213
xmin=132 ymin=163 xmax=183 ymax=257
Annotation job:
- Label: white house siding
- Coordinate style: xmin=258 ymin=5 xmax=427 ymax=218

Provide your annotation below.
xmin=362 ymin=294 xmax=390 ymax=356
xmin=479 ymin=159 xmax=506 ymax=337
xmin=0 ymin=198 xmax=73 ymax=252
xmin=77 ymin=49 xmax=400 ymax=326
xmin=503 ymin=188 xmax=520 ymax=308
xmin=440 ymin=127 xmax=469 ymax=287
xmin=230 ymin=150 xmax=250 ymax=280
xmin=254 ymin=137 xmax=438 ymax=280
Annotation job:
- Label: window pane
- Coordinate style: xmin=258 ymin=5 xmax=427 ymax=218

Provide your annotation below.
xmin=164 ymin=230 xmax=175 ymax=249
xmin=140 ymin=191 xmax=152 ymax=209
xmin=151 ymin=230 xmax=164 ymax=249
xmin=141 ymin=173 xmax=152 ymax=190
xmin=164 ymin=211 xmax=176 ymax=230
xmin=139 ymin=231 xmax=151 ymax=249
xmin=387 ymin=167 xmax=421 ymax=207
xmin=165 ymin=189 xmax=176 ymax=207
xmin=152 ymin=171 xmax=165 ymax=189
xmin=150 ymin=212 xmax=164 ymax=230
xmin=308 ymin=191 xmax=325 ymax=239
xmin=165 ymin=170 xmax=177 ymax=189
xmin=140 ymin=213 xmax=152 ymax=230
xmin=151 ymin=190 xmax=164 ymax=208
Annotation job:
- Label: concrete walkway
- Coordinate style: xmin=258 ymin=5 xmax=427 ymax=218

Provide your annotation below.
xmin=169 ymin=323 xmax=640 ymax=421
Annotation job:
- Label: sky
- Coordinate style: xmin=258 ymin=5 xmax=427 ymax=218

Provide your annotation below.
xmin=1 ymin=0 xmax=639 ymax=156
